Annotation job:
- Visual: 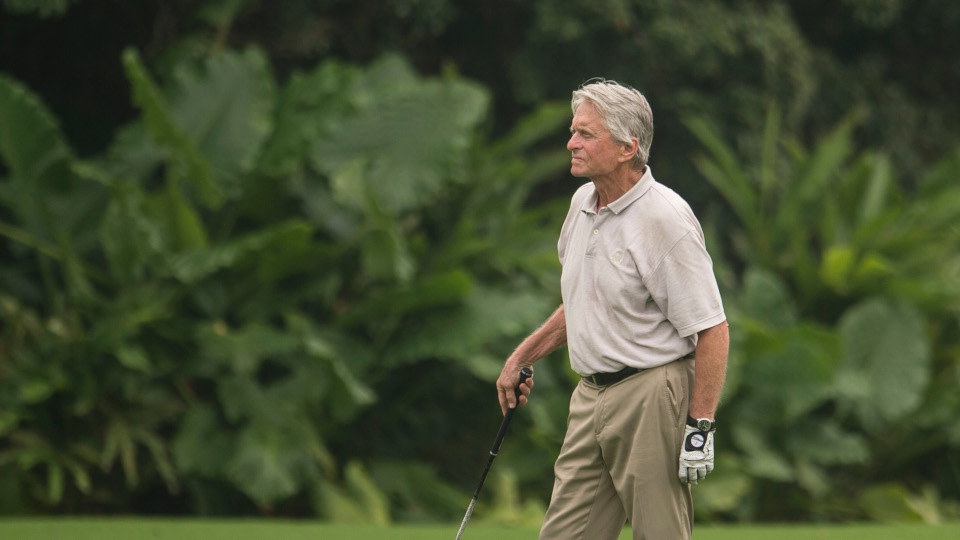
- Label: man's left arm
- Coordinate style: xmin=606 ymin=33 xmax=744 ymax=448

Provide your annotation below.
xmin=679 ymin=320 xmax=729 ymax=484
xmin=689 ymin=320 xmax=729 ymax=419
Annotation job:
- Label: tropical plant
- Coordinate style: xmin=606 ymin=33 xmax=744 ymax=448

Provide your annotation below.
xmin=0 ymin=46 xmax=572 ymax=519
xmin=686 ymin=107 xmax=960 ymax=522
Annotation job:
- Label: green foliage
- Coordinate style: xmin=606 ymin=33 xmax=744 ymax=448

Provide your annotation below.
xmin=0 ymin=44 xmax=569 ymax=520
xmin=689 ymin=108 xmax=960 ymax=522
xmin=837 ymin=300 xmax=931 ymax=430
xmin=310 ymin=55 xmax=488 ymax=217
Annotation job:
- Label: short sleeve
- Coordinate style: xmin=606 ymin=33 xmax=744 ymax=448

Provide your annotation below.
xmin=645 ymin=231 xmax=726 ymax=337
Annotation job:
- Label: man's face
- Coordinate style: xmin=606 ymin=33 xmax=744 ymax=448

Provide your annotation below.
xmin=567 ymin=101 xmax=624 ymax=179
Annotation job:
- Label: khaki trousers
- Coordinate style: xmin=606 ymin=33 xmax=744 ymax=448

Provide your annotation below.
xmin=539 ymin=358 xmax=695 ymax=540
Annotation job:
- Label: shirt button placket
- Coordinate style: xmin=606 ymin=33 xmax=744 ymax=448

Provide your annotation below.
xmin=585 ymin=217 xmax=599 ymax=257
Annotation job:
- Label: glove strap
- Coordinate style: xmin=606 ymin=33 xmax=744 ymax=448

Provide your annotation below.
xmin=686 ymin=416 xmax=716 ymax=432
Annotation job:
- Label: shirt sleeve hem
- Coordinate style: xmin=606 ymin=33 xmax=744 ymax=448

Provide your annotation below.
xmin=675 ymin=312 xmax=727 ymax=338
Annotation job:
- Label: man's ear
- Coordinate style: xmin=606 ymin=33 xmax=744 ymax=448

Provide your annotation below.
xmin=619 ymin=137 xmax=640 ymax=163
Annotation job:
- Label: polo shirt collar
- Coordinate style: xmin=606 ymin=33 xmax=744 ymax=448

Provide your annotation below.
xmin=580 ymin=166 xmax=656 ymax=215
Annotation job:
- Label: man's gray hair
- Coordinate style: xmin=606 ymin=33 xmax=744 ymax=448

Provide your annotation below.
xmin=571 ymin=78 xmax=653 ymax=169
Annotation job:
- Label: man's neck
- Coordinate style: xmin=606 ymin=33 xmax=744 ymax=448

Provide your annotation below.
xmin=593 ymin=165 xmax=646 ymax=210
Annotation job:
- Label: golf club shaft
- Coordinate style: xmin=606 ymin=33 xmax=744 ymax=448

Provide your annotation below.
xmin=455 ymin=407 xmax=515 ymax=539
xmin=455 ymin=498 xmax=478 ymax=540
xmin=455 ymin=368 xmax=532 ymax=540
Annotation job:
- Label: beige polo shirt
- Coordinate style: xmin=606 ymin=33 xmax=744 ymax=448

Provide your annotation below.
xmin=558 ymin=166 xmax=726 ymax=376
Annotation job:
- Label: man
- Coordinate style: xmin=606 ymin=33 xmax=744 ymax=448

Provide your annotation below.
xmin=497 ymin=79 xmax=729 ymax=539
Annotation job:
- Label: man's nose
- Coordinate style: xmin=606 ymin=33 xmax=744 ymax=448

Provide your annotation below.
xmin=567 ymin=134 xmax=579 ymax=150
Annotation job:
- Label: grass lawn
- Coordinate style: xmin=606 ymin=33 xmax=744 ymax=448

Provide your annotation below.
xmin=1 ymin=519 xmax=959 ymax=539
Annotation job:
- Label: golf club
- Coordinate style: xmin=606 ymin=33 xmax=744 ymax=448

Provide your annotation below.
xmin=455 ymin=367 xmax=533 ymax=540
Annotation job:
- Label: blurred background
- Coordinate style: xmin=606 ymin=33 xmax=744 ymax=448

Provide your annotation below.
xmin=1 ymin=0 xmax=959 ymax=527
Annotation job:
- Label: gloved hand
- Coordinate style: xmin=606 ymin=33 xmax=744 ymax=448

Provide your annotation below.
xmin=678 ymin=422 xmax=715 ymax=484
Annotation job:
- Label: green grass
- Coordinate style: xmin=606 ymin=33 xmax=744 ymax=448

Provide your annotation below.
xmin=1 ymin=519 xmax=959 ymax=539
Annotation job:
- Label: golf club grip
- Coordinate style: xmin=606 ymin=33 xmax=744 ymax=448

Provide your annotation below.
xmin=514 ymin=367 xmax=533 ymax=402
xmin=490 ymin=367 xmax=533 ymax=455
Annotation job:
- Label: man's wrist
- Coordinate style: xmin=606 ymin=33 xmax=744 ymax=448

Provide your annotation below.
xmin=687 ymin=416 xmax=716 ymax=432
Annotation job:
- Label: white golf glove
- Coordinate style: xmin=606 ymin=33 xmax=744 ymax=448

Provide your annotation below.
xmin=678 ymin=419 xmax=715 ymax=484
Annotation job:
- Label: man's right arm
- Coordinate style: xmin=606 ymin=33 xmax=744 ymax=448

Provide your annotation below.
xmin=497 ymin=304 xmax=567 ymax=415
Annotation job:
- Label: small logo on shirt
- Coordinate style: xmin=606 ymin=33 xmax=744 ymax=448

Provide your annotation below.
xmin=611 ymin=250 xmax=624 ymax=264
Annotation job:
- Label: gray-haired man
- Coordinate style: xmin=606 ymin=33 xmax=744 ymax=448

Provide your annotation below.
xmin=498 ymin=79 xmax=729 ymax=539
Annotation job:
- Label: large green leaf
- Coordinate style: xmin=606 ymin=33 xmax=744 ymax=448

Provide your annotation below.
xmin=789 ymin=113 xmax=858 ymax=205
xmin=145 ymin=183 xmax=209 ymax=252
xmin=311 ymin=55 xmax=489 ymax=216
xmin=217 ymin=375 xmax=273 ymax=424
xmin=226 ymin=419 xmax=321 ymax=506
xmin=288 ymin=169 xmax=362 ymax=240
xmin=736 ymin=268 xmax=798 ymax=329
xmin=257 ymin=61 xmax=356 ymax=177
xmin=686 ymin=116 xmax=760 ymax=240
xmin=737 ymin=324 xmax=840 ymax=422
xmin=730 ymin=424 xmax=793 ymax=481
xmin=386 ymin=286 xmax=555 ymax=367
xmin=786 ymin=420 xmax=869 ymax=466
xmin=87 ymin=284 xmax=178 ymax=346
xmin=485 ymin=101 xmax=570 ymax=160
xmin=339 ymin=269 xmax=474 ymax=326
xmin=0 ymin=75 xmax=73 ymax=196
xmin=855 ymin=152 xmax=894 ymax=225
xmin=99 ymin=123 xmax=169 ymax=183
xmin=168 ymin=47 xmax=276 ymax=197
xmin=0 ymin=75 xmax=104 ymax=249
xmin=172 ymin=405 xmax=236 ymax=478
xmin=122 ymin=48 xmax=222 ymax=208
xmin=169 ymin=220 xmax=312 ymax=283
xmin=286 ymin=314 xmax=377 ymax=407
xmin=96 ymin=173 xmax=164 ymax=282
xmin=196 ymin=322 xmax=299 ymax=376
xmin=358 ymin=221 xmax=415 ymax=284
xmin=836 ymin=299 xmax=931 ymax=430
xmin=293 ymin=318 xmax=377 ymax=415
